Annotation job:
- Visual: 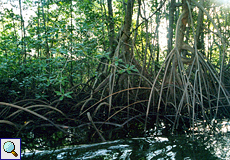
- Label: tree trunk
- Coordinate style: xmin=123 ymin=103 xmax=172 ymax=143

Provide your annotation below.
xmin=196 ymin=0 xmax=204 ymax=50
xmin=122 ymin=0 xmax=135 ymax=63
xmin=167 ymin=0 xmax=176 ymax=55
xmin=107 ymin=0 xmax=116 ymax=57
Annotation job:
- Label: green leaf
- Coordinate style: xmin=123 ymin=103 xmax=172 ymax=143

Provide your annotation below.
xmin=65 ymin=94 xmax=72 ymax=98
xmin=59 ymin=96 xmax=64 ymax=101
xmin=54 ymin=91 xmax=62 ymax=96
xmin=132 ymin=68 xmax=139 ymax=72
xmin=120 ymin=69 xmax=126 ymax=73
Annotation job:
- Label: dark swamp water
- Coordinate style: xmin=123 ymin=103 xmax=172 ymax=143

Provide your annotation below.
xmin=21 ymin=120 xmax=230 ymax=160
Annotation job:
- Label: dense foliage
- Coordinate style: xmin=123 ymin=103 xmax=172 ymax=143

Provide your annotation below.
xmin=0 ymin=0 xmax=230 ymax=148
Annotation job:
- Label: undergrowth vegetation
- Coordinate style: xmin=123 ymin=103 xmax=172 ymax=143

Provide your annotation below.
xmin=0 ymin=0 xmax=230 ymax=149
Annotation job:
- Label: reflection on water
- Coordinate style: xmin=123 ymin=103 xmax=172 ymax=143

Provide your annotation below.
xmin=22 ymin=120 xmax=230 ymax=160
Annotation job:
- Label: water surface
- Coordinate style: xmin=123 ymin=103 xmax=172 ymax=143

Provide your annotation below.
xmin=22 ymin=120 xmax=230 ymax=159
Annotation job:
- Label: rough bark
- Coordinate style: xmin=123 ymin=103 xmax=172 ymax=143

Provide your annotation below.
xmin=196 ymin=0 xmax=204 ymax=49
xmin=175 ymin=1 xmax=189 ymax=53
xmin=122 ymin=0 xmax=150 ymax=77
xmin=107 ymin=0 xmax=116 ymax=57
xmin=122 ymin=0 xmax=135 ymax=63
xmin=167 ymin=0 xmax=176 ymax=55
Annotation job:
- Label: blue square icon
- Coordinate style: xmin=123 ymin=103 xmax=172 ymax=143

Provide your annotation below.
xmin=0 ymin=139 xmax=21 ymax=160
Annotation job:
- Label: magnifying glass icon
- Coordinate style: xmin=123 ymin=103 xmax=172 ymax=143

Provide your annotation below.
xmin=3 ymin=141 xmax=18 ymax=157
